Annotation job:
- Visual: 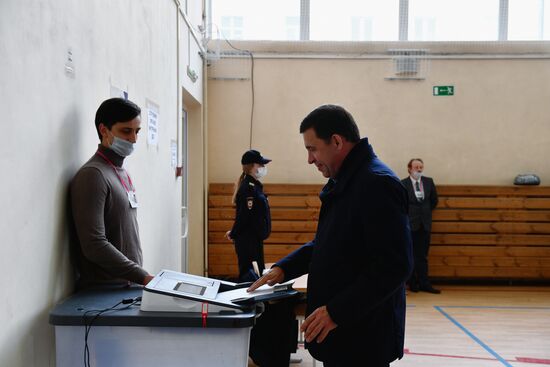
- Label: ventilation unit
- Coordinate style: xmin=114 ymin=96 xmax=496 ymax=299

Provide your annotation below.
xmin=386 ymin=49 xmax=429 ymax=80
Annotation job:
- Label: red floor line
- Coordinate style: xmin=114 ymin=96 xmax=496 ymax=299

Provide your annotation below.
xmin=516 ymin=357 xmax=550 ymax=365
xmin=404 ymin=350 xmax=550 ymax=365
xmin=404 ymin=350 xmax=500 ymax=362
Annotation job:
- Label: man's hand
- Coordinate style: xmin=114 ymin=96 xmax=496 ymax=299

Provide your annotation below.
xmin=143 ymin=274 xmax=155 ymax=285
xmin=224 ymin=230 xmax=233 ymax=241
xmin=301 ymin=305 xmax=337 ymax=343
xmin=247 ymin=266 xmax=284 ymax=292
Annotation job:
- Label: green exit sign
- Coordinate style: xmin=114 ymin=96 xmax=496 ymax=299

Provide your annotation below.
xmin=433 ymin=86 xmax=454 ymax=96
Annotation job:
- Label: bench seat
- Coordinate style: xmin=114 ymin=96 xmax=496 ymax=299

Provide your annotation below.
xmin=208 ymin=183 xmax=550 ymax=281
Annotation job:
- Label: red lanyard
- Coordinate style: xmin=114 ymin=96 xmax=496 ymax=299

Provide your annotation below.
xmin=95 ymin=150 xmax=134 ymax=193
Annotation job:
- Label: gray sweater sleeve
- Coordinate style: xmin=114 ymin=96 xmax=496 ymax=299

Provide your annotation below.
xmin=71 ymin=166 xmax=148 ymax=284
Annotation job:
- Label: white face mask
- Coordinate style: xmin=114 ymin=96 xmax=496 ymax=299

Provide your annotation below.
xmin=255 ymin=166 xmax=267 ymax=179
xmin=110 ymin=136 xmax=135 ymax=157
xmin=411 ymin=171 xmax=422 ymax=180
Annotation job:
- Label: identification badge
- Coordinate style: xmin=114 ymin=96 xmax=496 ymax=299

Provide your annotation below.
xmin=247 ymin=197 xmax=254 ymax=210
xmin=415 ymin=190 xmax=424 ymax=200
xmin=128 ymin=191 xmax=139 ymax=208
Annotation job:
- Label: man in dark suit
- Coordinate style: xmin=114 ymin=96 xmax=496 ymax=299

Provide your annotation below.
xmin=248 ymin=105 xmax=413 ymax=367
xmin=401 ymin=158 xmax=440 ymax=294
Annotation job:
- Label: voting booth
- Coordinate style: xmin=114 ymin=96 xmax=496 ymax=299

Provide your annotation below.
xmin=142 ymin=269 xmax=296 ymax=312
xmin=49 ymin=270 xmax=297 ymax=367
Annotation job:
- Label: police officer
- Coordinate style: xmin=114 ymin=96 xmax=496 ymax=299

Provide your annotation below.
xmin=225 ymin=149 xmax=272 ymax=282
xmin=227 ymin=151 xmax=298 ymax=367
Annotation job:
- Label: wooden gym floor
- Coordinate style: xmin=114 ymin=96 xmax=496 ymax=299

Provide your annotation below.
xmin=276 ymin=285 xmax=550 ymax=367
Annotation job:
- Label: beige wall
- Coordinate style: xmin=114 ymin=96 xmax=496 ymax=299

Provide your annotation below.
xmin=207 ymin=43 xmax=550 ymax=186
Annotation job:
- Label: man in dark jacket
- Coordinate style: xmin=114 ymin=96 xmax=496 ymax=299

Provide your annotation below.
xmin=401 ymin=158 xmax=440 ymax=294
xmin=248 ymin=105 xmax=413 ymax=366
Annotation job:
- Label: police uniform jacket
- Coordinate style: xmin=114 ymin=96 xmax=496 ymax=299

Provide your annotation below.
xmin=230 ymin=174 xmax=271 ymax=241
xmin=275 ymin=138 xmax=413 ymax=364
xmin=401 ymin=176 xmax=438 ymax=232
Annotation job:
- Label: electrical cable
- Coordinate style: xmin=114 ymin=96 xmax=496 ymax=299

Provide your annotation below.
xmin=221 ymin=38 xmax=255 ymax=149
xmin=203 ymin=23 xmax=255 ymax=149
xmin=82 ymin=297 xmax=141 ymax=367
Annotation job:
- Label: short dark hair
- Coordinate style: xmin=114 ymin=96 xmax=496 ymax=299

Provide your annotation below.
xmin=407 ymin=158 xmax=424 ymax=169
xmin=299 ymin=104 xmax=361 ymax=143
xmin=94 ymin=98 xmax=141 ymax=140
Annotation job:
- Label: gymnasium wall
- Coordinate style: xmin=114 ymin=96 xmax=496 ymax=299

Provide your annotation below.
xmin=207 ymin=42 xmax=550 ymax=186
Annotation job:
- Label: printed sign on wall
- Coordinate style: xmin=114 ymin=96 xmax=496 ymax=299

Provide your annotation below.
xmin=171 ymin=140 xmax=177 ymax=168
xmin=433 ymin=86 xmax=454 ymax=96
xmin=146 ymin=101 xmax=159 ymax=147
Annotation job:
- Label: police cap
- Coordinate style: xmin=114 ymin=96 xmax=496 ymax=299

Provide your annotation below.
xmin=241 ymin=150 xmax=272 ymax=165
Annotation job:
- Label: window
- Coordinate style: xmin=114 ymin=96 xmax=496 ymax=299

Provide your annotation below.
xmin=408 ymin=0 xmax=500 ymax=41
xmin=221 ymin=16 xmax=244 ymax=39
xmin=212 ymin=0 xmax=300 ymax=40
xmin=286 ymin=16 xmax=300 ymax=40
xmin=310 ymin=0 xmax=399 ymax=41
xmin=508 ymin=0 xmax=550 ymax=40
xmin=351 ymin=17 xmax=374 ymax=41
xmin=413 ymin=17 xmax=435 ymax=41
xmin=210 ymin=0 xmax=550 ymax=41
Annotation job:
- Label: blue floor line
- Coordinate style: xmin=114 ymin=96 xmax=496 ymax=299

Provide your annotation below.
xmin=434 ymin=306 xmax=514 ymax=367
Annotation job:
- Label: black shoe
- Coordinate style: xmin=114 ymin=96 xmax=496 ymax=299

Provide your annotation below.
xmin=409 ymin=283 xmax=419 ymax=292
xmin=420 ymin=285 xmax=441 ymax=294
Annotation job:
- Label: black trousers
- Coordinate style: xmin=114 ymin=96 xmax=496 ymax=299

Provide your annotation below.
xmin=249 ymin=298 xmax=298 ymax=367
xmin=234 ymin=234 xmax=265 ymax=282
xmin=410 ymin=226 xmax=432 ymax=287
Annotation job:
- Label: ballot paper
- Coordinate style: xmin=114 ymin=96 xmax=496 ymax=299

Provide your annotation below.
xmin=143 ymin=270 xmax=298 ymax=311
xmin=218 ymin=280 xmax=296 ymax=306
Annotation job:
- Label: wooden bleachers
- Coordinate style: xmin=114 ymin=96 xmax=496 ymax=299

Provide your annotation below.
xmin=208 ymin=183 xmax=550 ymax=281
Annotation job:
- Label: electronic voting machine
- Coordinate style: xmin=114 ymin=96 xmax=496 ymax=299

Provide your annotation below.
xmin=141 ymin=269 xmax=298 ymax=313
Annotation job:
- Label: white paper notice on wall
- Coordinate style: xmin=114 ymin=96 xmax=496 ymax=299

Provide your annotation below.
xmin=110 ymin=85 xmax=128 ymax=99
xmin=171 ymin=139 xmax=177 ymax=168
xmin=146 ymin=101 xmax=159 ymax=147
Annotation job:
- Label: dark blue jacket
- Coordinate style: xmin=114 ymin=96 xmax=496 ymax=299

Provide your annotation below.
xmin=230 ymin=174 xmax=271 ymax=241
xmin=276 ymin=138 xmax=413 ymax=363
